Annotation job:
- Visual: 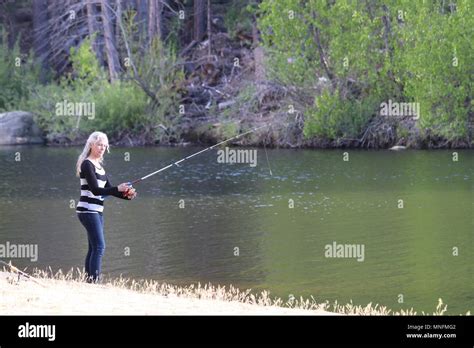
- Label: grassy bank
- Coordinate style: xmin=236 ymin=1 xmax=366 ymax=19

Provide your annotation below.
xmin=0 ymin=269 xmax=332 ymax=315
xmin=1 ymin=268 xmax=466 ymax=315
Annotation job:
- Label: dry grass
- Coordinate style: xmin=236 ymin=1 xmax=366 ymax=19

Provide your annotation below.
xmin=2 ymin=267 xmax=471 ymax=316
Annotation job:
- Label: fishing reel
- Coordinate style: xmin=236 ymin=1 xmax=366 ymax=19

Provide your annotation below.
xmin=123 ymin=182 xmax=137 ymax=200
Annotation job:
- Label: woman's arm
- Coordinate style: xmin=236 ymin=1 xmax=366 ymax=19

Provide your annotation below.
xmin=105 ymin=177 xmax=131 ymax=200
xmin=81 ymin=160 xmax=124 ymax=197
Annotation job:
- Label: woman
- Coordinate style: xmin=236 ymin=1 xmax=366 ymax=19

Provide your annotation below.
xmin=75 ymin=131 xmax=137 ymax=283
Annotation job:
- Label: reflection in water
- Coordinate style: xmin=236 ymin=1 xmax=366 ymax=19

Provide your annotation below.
xmin=0 ymin=146 xmax=472 ymax=313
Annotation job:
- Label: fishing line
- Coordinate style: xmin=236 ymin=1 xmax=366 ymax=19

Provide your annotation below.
xmin=263 ymin=132 xmax=273 ymax=176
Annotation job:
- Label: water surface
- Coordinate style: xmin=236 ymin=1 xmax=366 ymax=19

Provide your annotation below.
xmin=0 ymin=146 xmax=472 ymax=314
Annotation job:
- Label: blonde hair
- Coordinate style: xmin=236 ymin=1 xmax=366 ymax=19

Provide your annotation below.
xmin=76 ymin=131 xmax=110 ymax=177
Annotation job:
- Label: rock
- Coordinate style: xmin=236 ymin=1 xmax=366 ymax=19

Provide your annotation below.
xmin=389 ymin=145 xmax=407 ymax=151
xmin=0 ymin=111 xmax=44 ymax=145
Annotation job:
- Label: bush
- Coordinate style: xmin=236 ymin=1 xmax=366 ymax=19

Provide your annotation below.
xmin=304 ymin=89 xmax=377 ymax=139
xmin=130 ymin=38 xmax=184 ymax=143
xmin=0 ymin=29 xmax=39 ymax=112
xmin=259 ymin=0 xmax=473 ymax=143
xmin=393 ymin=0 xmax=473 ymax=141
xmin=26 ymin=82 xmax=79 ymax=140
xmin=91 ymin=81 xmax=148 ymax=136
xmin=25 ymin=39 xmax=149 ymax=142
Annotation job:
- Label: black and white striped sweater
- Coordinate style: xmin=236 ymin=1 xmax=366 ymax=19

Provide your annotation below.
xmin=76 ymin=159 xmax=127 ymax=214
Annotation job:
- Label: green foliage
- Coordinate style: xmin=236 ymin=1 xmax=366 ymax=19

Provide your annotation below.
xmin=0 ymin=28 xmax=39 ymax=112
xmin=69 ymin=37 xmax=102 ymax=83
xmin=164 ymin=15 xmax=182 ymax=54
xmin=26 ymin=82 xmax=78 ymax=139
xmin=24 ymin=35 xmax=186 ymax=143
xmin=130 ymin=38 xmax=184 ymax=143
xmin=27 ymin=80 xmax=148 ymax=142
xmin=304 ymin=89 xmax=378 ymax=139
xmin=108 ymin=12 xmax=185 ymax=143
xmin=258 ymin=0 xmax=318 ymax=86
xmin=259 ymin=0 xmax=394 ymax=138
xmin=393 ymin=0 xmax=473 ymax=140
xmin=221 ymin=122 xmax=239 ymax=139
xmin=25 ymin=39 xmax=147 ymax=141
xmin=91 ymin=82 xmax=148 ymax=135
xmin=21 ymin=39 xmax=97 ymax=139
xmin=259 ymin=0 xmax=473 ymax=142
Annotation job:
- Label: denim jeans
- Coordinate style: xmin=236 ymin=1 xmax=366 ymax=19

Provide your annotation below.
xmin=77 ymin=212 xmax=105 ymax=282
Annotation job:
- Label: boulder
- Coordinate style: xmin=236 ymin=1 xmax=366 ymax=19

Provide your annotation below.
xmin=0 ymin=111 xmax=44 ymax=145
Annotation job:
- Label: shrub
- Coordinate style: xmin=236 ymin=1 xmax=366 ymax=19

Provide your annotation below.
xmin=0 ymin=28 xmax=39 ymax=112
xmin=258 ymin=0 xmax=473 ymax=143
xmin=304 ymin=89 xmax=378 ymax=139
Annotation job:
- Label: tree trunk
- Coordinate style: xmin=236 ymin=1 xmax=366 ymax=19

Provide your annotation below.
xmin=136 ymin=0 xmax=148 ymax=42
xmin=33 ymin=0 xmax=50 ymax=83
xmin=100 ymin=0 xmax=120 ymax=81
xmin=193 ymin=0 xmax=206 ymax=41
xmin=148 ymin=0 xmax=157 ymax=44
xmin=207 ymin=0 xmax=211 ymax=59
xmin=86 ymin=0 xmax=104 ymax=67
xmin=252 ymin=24 xmax=266 ymax=83
xmin=148 ymin=0 xmax=164 ymax=45
xmin=156 ymin=0 xmax=164 ymax=41
xmin=309 ymin=11 xmax=334 ymax=82
xmin=115 ymin=0 xmax=122 ymax=49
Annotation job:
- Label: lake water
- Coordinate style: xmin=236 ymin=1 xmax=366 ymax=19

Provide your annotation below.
xmin=0 ymin=146 xmax=472 ymax=314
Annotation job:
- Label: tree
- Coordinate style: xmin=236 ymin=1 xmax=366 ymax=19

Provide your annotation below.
xmin=100 ymin=0 xmax=120 ymax=81
xmin=193 ymin=0 xmax=206 ymax=41
xmin=148 ymin=0 xmax=164 ymax=45
xmin=136 ymin=0 xmax=148 ymax=41
xmin=33 ymin=0 xmax=50 ymax=83
xmin=259 ymin=0 xmax=473 ymax=144
xmin=86 ymin=0 xmax=104 ymax=67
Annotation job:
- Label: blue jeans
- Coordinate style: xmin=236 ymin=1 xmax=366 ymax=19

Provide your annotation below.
xmin=77 ymin=212 xmax=105 ymax=282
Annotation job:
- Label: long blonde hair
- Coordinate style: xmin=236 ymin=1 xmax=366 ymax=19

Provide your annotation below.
xmin=76 ymin=131 xmax=110 ymax=177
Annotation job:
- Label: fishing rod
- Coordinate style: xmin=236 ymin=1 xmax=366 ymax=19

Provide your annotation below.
xmin=128 ymin=124 xmax=270 ymax=186
xmin=0 ymin=260 xmax=46 ymax=287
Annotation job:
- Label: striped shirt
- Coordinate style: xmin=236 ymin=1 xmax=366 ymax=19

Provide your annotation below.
xmin=76 ymin=159 xmax=126 ymax=214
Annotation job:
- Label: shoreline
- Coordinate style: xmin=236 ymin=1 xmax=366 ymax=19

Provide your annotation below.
xmin=1 ymin=141 xmax=472 ymax=150
xmin=42 ymin=117 xmax=474 ymax=150
xmin=1 ymin=110 xmax=471 ymax=149
xmin=0 ymin=269 xmax=466 ymax=315
xmin=0 ymin=271 xmax=336 ymax=315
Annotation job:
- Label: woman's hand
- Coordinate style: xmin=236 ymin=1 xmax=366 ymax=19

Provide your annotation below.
xmin=118 ymin=183 xmax=130 ymax=192
xmin=124 ymin=187 xmax=137 ymax=200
